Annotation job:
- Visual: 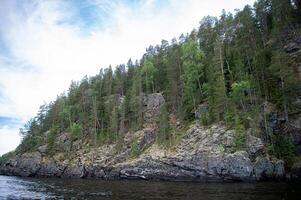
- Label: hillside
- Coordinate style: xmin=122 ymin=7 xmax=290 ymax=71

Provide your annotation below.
xmin=1 ymin=0 xmax=301 ymax=181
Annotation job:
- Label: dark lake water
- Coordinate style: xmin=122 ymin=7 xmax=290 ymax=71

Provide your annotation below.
xmin=0 ymin=175 xmax=300 ymax=200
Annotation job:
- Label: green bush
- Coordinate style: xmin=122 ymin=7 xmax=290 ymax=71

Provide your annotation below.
xmin=157 ymin=104 xmax=170 ymax=146
xmin=273 ymin=135 xmax=295 ymax=169
xmin=233 ymin=116 xmax=246 ymax=150
xmin=0 ymin=151 xmax=15 ymax=165
xmin=224 ymin=109 xmax=235 ymax=127
xmin=70 ymin=123 xmax=82 ymax=140
xmin=17 ymin=134 xmax=41 ymax=153
xmin=131 ymin=137 xmax=140 ymax=157
xmin=230 ymin=81 xmax=250 ymax=101
xmin=200 ymin=112 xmax=210 ymax=126
xmin=46 ymin=126 xmax=58 ymax=153
xmin=97 ymin=130 xmax=109 ymax=144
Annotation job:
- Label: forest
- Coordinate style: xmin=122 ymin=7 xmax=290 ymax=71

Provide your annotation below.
xmin=15 ymin=0 xmax=301 ymax=168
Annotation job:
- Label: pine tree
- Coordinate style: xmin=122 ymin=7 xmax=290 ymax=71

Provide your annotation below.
xmin=181 ymin=38 xmax=205 ymax=120
xmin=141 ymin=57 xmax=158 ymax=93
xmin=166 ymin=39 xmax=182 ymax=113
xmin=129 ymin=71 xmax=143 ymax=131
xmin=110 ymin=103 xmax=119 ymax=142
xmin=207 ymin=39 xmax=227 ymax=122
xmin=157 ymin=104 xmax=170 ymax=145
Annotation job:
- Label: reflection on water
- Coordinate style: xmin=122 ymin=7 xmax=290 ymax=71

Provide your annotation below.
xmin=0 ymin=175 xmax=300 ymax=200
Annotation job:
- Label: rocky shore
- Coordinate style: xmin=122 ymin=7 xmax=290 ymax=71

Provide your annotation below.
xmin=1 ymin=93 xmax=301 ymax=182
xmin=0 ymin=123 xmax=288 ymax=182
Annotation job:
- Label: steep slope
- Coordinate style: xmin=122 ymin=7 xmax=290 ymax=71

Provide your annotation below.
xmin=0 ymin=93 xmax=285 ymax=181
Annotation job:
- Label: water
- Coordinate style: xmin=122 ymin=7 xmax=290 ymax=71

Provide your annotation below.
xmin=0 ymin=175 xmax=300 ymax=200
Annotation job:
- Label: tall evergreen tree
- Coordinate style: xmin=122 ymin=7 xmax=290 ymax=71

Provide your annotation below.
xmin=181 ymin=38 xmax=205 ymax=120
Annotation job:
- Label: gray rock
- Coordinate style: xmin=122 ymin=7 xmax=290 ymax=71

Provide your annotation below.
xmin=136 ymin=128 xmax=156 ymax=151
xmin=195 ymin=102 xmax=208 ymax=119
xmin=118 ymin=158 xmax=200 ymax=181
xmin=71 ymin=140 xmax=83 ymax=151
xmin=274 ymin=160 xmax=285 ymax=178
xmin=143 ymin=93 xmax=165 ymax=124
xmin=12 ymin=152 xmax=42 ymax=177
xmin=84 ymin=165 xmax=106 ymax=179
xmin=56 ymin=132 xmax=71 ymax=151
xmin=120 ymin=167 xmax=148 ymax=179
xmin=246 ymin=135 xmax=264 ymax=158
xmin=38 ymin=160 xmax=66 ymax=177
xmin=37 ymin=145 xmax=47 ymax=154
xmin=0 ymin=158 xmax=18 ymax=176
xmin=290 ymin=116 xmax=301 ymax=155
xmin=63 ymin=164 xmax=86 ymax=178
xmin=93 ymin=168 xmax=106 ymax=178
xmin=223 ymin=130 xmax=234 ymax=148
xmin=206 ymin=154 xmax=227 ymax=176
xmin=284 ymin=41 xmax=301 ymax=53
xmin=0 ymin=119 xmax=287 ymax=182
xmin=225 ymin=151 xmax=253 ymax=180
xmin=254 ymin=157 xmax=274 ymax=180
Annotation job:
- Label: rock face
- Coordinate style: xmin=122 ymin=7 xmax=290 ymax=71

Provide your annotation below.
xmin=0 ymin=123 xmax=285 ymax=182
xmin=1 ymin=152 xmax=41 ymax=177
xmin=283 ymin=29 xmax=301 ymax=79
xmin=143 ymin=93 xmax=165 ymax=125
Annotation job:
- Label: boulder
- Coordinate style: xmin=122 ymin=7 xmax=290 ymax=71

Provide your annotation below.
xmin=63 ymin=164 xmax=86 ymax=178
xmin=55 ymin=132 xmax=72 ymax=152
xmin=123 ymin=128 xmax=156 ymax=156
xmin=9 ymin=152 xmax=42 ymax=177
xmin=254 ymin=157 xmax=274 ymax=180
xmin=246 ymin=134 xmax=264 ymax=159
xmin=38 ymin=159 xmax=66 ymax=177
xmin=37 ymin=145 xmax=47 ymax=154
xmin=135 ymin=128 xmax=156 ymax=151
xmin=274 ymin=160 xmax=285 ymax=179
xmin=84 ymin=165 xmax=106 ymax=179
xmin=143 ymin=93 xmax=165 ymax=124
xmin=225 ymin=151 xmax=253 ymax=180
xmin=195 ymin=102 xmax=208 ymax=119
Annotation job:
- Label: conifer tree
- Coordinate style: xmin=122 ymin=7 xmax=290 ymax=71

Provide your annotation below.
xmin=141 ymin=57 xmax=158 ymax=93
xmin=181 ymin=38 xmax=205 ymax=120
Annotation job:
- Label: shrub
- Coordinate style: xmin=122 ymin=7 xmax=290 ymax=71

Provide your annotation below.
xmin=131 ymin=137 xmax=140 ymax=157
xmin=200 ymin=112 xmax=210 ymax=126
xmin=70 ymin=123 xmax=82 ymax=140
xmin=97 ymin=130 xmax=109 ymax=144
xmin=273 ymin=135 xmax=295 ymax=169
xmin=224 ymin=109 xmax=235 ymax=127
xmin=0 ymin=151 xmax=15 ymax=165
xmin=157 ymin=104 xmax=170 ymax=146
xmin=233 ymin=116 xmax=246 ymax=150
xmin=46 ymin=126 xmax=58 ymax=153
xmin=17 ymin=134 xmax=41 ymax=153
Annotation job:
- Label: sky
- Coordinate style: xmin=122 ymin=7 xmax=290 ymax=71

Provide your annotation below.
xmin=0 ymin=0 xmax=255 ymax=156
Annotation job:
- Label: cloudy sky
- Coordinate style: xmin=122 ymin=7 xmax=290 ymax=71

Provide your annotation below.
xmin=0 ymin=0 xmax=255 ymax=155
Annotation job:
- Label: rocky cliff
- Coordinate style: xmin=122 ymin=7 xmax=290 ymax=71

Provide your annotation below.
xmin=0 ymin=93 xmax=287 ymax=182
xmin=0 ymin=123 xmax=285 ymax=181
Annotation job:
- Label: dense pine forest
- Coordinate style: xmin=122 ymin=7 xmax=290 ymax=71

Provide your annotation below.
xmin=12 ymin=0 xmax=301 ymax=168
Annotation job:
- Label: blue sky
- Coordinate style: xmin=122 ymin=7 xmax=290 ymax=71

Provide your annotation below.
xmin=0 ymin=117 xmax=22 ymax=128
xmin=0 ymin=0 xmax=255 ymax=155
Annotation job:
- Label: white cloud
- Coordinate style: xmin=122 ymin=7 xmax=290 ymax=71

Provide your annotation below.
xmin=0 ymin=0 xmax=255 ymax=155
xmin=0 ymin=125 xmax=21 ymax=156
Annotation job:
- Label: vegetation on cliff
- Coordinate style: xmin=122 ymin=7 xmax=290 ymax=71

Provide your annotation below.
xmin=5 ymin=0 xmax=301 ymax=169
